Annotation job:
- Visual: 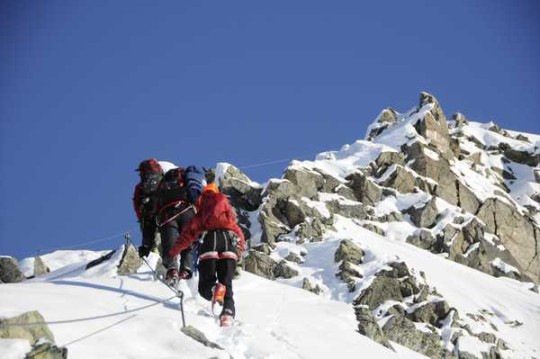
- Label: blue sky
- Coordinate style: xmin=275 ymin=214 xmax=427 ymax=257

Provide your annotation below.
xmin=1 ymin=1 xmax=539 ymax=260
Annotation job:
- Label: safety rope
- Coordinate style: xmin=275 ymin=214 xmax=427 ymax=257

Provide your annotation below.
xmin=37 ymin=226 xmax=138 ymax=254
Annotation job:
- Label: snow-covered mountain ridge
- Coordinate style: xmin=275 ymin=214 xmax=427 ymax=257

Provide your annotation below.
xmin=1 ymin=92 xmax=539 ymax=359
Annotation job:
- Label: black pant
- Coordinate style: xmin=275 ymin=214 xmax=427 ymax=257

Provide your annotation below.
xmin=198 ymin=230 xmax=237 ymax=316
xmin=159 ymin=207 xmax=195 ymax=271
xmin=141 ymin=217 xmax=158 ymax=249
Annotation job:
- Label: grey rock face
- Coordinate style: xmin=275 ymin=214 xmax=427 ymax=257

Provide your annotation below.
xmin=456 ymin=180 xmax=481 ymax=215
xmin=353 ymin=276 xmax=404 ymax=309
xmin=252 ymin=243 xmax=274 ymax=255
xmin=302 ymin=277 xmax=322 ymax=295
xmin=324 ymin=198 xmax=368 ymax=220
xmin=416 ymin=92 xmax=454 ymax=161
xmin=406 ymin=300 xmax=451 ymax=326
xmin=379 ymin=165 xmax=416 ymax=194
xmin=33 ymin=256 xmax=50 ymax=277
xmin=346 ymin=172 xmax=383 ymax=205
xmin=338 ymin=260 xmax=363 ymax=291
xmin=274 ymin=260 xmax=299 ymax=279
xmin=283 ymin=167 xmax=324 ymax=199
xmin=117 ymin=244 xmax=142 ymax=276
xmin=373 ymin=152 xmax=406 ymax=174
xmin=334 ymin=239 xmax=364 ymax=264
xmin=499 ymin=143 xmax=540 ymax=167
xmin=382 ymin=315 xmax=442 ymax=358
xmin=366 ymin=108 xmax=398 ymax=140
xmin=296 ymin=217 xmax=327 ymax=243
xmin=285 ymin=252 xmax=303 ymax=264
xmin=219 ymin=165 xmax=262 ymax=211
xmin=0 ymin=311 xmax=55 ymax=344
xmin=0 ymin=256 xmax=26 ymax=283
xmin=354 ymin=306 xmax=393 ymax=349
xmin=25 ymin=342 xmax=68 ymax=359
xmin=476 ymin=198 xmax=539 ymax=282
xmin=406 ymin=229 xmax=437 ymax=250
xmin=361 ymin=222 xmax=386 ymax=236
xmin=259 ymin=201 xmax=290 ymax=245
xmin=243 ymin=250 xmax=277 ymax=280
xmin=407 ymin=197 xmax=438 ymax=228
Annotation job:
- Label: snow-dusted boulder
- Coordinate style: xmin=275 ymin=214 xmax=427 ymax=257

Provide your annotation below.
xmin=0 ymin=256 xmax=26 ymax=283
xmin=407 ymin=197 xmax=438 ymax=228
xmin=243 ymin=250 xmax=278 ymax=280
xmin=346 ymin=171 xmax=383 ymax=205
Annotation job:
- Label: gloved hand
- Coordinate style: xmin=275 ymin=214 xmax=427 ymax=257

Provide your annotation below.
xmin=138 ymin=245 xmax=151 ymax=258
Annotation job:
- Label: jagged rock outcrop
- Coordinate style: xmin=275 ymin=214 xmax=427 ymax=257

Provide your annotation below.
xmin=33 ymin=256 xmax=50 ymax=277
xmin=302 ymin=277 xmax=322 ymax=294
xmin=407 ymin=197 xmax=438 ymax=228
xmin=243 ymin=250 xmax=278 ymax=280
xmin=476 ymin=198 xmax=539 ymax=282
xmin=117 ymin=244 xmax=142 ymax=275
xmin=0 ymin=256 xmax=26 ymax=283
xmin=415 ymin=92 xmax=454 ymax=161
xmin=379 ymin=165 xmax=416 ymax=194
xmin=354 ymin=306 xmax=393 ymax=349
xmin=382 ymin=315 xmax=442 ymax=358
xmin=283 ymin=167 xmax=324 ymax=199
xmin=218 ymin=164 xmax=263 ymax=211
xmin=0 ymin=311 xmax=67 ymax=359
xmin=346 ymin=172 xmax=383 ymax=205
xmin=274 ymin=260 xmax=299 ymax=279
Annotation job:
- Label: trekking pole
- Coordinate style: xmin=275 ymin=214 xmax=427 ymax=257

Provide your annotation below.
xmin=123 ymin=233 xmax=187 ymax=328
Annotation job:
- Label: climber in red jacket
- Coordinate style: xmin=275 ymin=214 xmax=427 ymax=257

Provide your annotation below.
xmin=169 ymin=182 xmax=245 ymax=326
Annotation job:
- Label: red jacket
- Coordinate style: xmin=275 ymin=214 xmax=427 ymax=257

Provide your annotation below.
xmin=132 ymin=183 xmax=144 ymax=220
xmin=169 ymin=189 xmax=245 ymax=258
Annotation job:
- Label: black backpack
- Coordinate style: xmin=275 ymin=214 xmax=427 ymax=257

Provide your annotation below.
xmin=159 ymin=167 xmax=188 ymax=205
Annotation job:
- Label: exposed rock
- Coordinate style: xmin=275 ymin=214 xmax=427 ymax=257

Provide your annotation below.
xmin=324 ymin=198 xmax=368 ymax=220
xmin=360 ymin=222 xmax=386 ymax=236
xmin=416 ymin=92 xmax=454 ymax=161
xmin=453 ymin=113 xmax=469 ymax=127
xmin=219 ymin=165 xmax=262 ymax=211
xmin=376 ymin=211 xmax=403 ymax=222
xmin=0 ymin=256 xmax=26 ymax=283
xmin=373 ymin=151 xmax=405 ymax=175
xmin=181 ymin=325 xmax=224 ymax=350
xmin=379 ymin=165 xmax=416 ymax=194
xmin=263 ymin=179 xmax=298 ymax=200
xmin=85 ymin=250 xmax=116 ymax=270
xmin=283 ymin=167 xmax=324 ymax=199
xmin=252 ymin=243 xmax=274 ymax=255
xmin=376 ymin=261 xmax=411 ymax=278
xmin=284 ymin=200 xmax=307 ymax=228
xmin=0 ymin=311 xmax=54 ymax=344
xmin=456 ymin=180 xmax=481 ymax=215
xmin=406 ymin=229 xmax=437 ymax=250
xmin=25 ymin=342 xmax=68 ymax=359
xmin=313 ymin=169 xmax=343 ymax=193
xmin=353 ymin=276 xmax=403 ymax=309
xmin=499 ymin=143 xmax=540 ymax=167
xmin=243 ymin=250 xmax=277 ymax=280
xmin=334 ymin=239 xmax=364 ymax=264
xmin=405 ymin=141 xmax=459 ymax=206
xmin=302 ymin=277 xmax=322 ymax=295
xmin=382 ymin=314 xmax=442 ymax=358
xmin=407 ymin=197 xmax=438 ymax=228
xmin=274 ymin=260 xmax=299 ymax=279
xmin=338 ymin=261 xmax=363 ymax=291
xmin=354 ymin=306 xmax=393 ymax=349
xmin=476 ymin=198 xmax=539 ymax=282
xmin=366 ymin=108 xmax=398 ymax=140
xmin=33 ymin=256 xmax=50 ymax=277
xmin=259 ymin=200 xmax=290 ymax=245
xmin=334 ymin=184 xmax=358 ymax=201
xmin=406 ymin=300 xmax=451 ymax=327
xmin=117 ymin=244 xmax=142 ymax=276
xmin=296 ymin=217 xmax=327 ymax=243
xmin=285 ymin=252 xmax=303 ymax=264
xmin=346 ymin=171 xmax=383 ymax=205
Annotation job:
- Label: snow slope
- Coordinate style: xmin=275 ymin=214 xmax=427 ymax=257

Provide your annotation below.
xmin=1 ymin=250 xmax=415 ymax=359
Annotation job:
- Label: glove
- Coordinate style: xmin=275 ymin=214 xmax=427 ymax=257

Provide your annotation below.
xmin=138 ymin=245 xmax=151 ymax=258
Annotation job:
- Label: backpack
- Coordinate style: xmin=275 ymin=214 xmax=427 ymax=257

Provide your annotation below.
xmin=138 ymin=159 xmax=163 ymax=194
xmin=158 ymin=165 xmax=205 ymax=207
xmin=200 ymin=192 xmax=235 ymax=229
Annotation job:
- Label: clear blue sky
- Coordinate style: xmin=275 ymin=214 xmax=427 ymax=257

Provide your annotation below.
xmin=1 ymin=1 xmax=539 ymax=260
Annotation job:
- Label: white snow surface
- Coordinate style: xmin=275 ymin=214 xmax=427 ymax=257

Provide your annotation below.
xmin=2 ymin=250 xmax=404 ymax=359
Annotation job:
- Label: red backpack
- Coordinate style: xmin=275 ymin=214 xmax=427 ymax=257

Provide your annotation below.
xmin=200 ymin=192 xmax=236 ymax=229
